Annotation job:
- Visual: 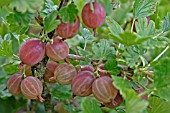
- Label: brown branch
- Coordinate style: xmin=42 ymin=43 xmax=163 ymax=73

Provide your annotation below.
xmin=67 ymin=54 xmax=85 ymax=60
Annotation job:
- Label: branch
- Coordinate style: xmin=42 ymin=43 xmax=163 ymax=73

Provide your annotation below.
xmin=67 ymin=54 xmax=85 ymax=60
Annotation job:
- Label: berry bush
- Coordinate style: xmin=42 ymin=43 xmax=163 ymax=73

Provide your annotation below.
xmin=0 ymin=0 xmax=170 ymax=113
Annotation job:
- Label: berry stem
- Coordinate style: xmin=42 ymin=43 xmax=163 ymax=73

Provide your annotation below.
xmin=93 ymin=28 xmax=97 ymax=36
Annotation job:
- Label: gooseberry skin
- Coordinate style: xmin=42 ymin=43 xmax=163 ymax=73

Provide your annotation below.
xmin=53 ymin=63 xmax=77 ymax=85
xmin=19 ymin=38 xmax=45 ymax=66
xmin=71 ymin=71 xmax=95 ymax=97
xmin=21 ymin=76 xmax=44 ymax=102
xmin=92 ymin=76 xmax=118 ymax=103
xmin=56 ymin=16 xmax=80 ymax=39
xmin=81 ymin=65 xmax=95 ymax=73
xmin=45 ymin=38 xmax=69 ymax=62
xmin=43 ymin=70 xmax=56 ymax=83
xmin=104 ymin=92 xmax=123 ymax=108
xmin=7 ymin=72 xmax=23 ymax=96
xmin=82 ymin=2 xmax=106 ymax=28
xmin=46 ymin=61 xmax=58 ymax=73
xmin=43 ymin=61 xmax=58 ymax=83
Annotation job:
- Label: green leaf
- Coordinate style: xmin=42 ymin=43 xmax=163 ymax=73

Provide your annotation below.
xmin=0 ymin=97 xmax=27 ymax=113
xmin=110 ymin=32 xmax=151 ymax=46
xmin=0 ymin=7 xmax=10 ymax=23
xmin=91 ymin=39 xmax=115 ymax=60
xmin=81 ymin=98 xmax=103 ymax=113
xmin=44 ymin=11 xmax=61 ymax=34
xmin=79 ymin=24 xmax=95 ymax=43
xmin=9 ymin=0 xmax=44 ymax=13
xmin=51 ymin=84 xmax=72 ymax=100
xmin=133 ymin=0 xmax=155 ymax=19
xmin=125 ymin=90 xmax=148 ymax=113
xmin=123 ymin=45 xmax=147 ymax=67
xmin=142 ymin=37 xmax=169 ymax=49
xmin=42 ymin=0 xmax=58 ymax=14
xmin=104 ymin=59 xmax=121 ymax=76
xmin=97 ymin=0 xmax=112 ymax=15
xmin=6 ymin=11 xmax=32 ymax=34
xmin=148 ymin=96 xmax=170 ymax=113
xmin=0 ymin=40 xmax=13 ymax=57
xmin=106 ymin=16 xmax=124 ymax=36
xmin=59 ymin=4 xmax=78 ymax=23
xmin=112 ymin=76 xmax=132 ymax=98
xmin=153 ymin=58 xmax=170 ymax=101
xmin=162 ymin=12 xmax=170 ymax=32
xmin=77 ymin=46 xmax=92 ymax=65
xmin=0 ymin=0 xmax=13 ymax=7
xmin=135 ymin=17 xmax=155 ymax=37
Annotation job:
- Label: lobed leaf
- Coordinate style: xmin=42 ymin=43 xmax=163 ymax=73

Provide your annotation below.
xmin=133 ymin=0 xmax=155 ymax=19
xmin=148 ymin=96 xmax=170 ymax=113
xmin=9 ymin=0 xmax=44 ymax=13
xmin=81 ymin=98 xmax=103 ymax=113
xmin=162 ymin=12 xmax=170 ymax=32
xmin=0 ymin=40 xmax=13 ymax=57
xmin=44 ymin=10 xmax=61 ymax=34
xmin=91 ymin=39 xmax=115 ymax=60
xmin=106 ymin=16 xmax=124 ymax=36
xmin=59 ymin=4 xmax=78 ymax=23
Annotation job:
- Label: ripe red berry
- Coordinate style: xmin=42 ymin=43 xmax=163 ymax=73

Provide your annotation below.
xmin=82 ymin=2 xmax=106 ymax=29
xmin=21 ymin=76 xmax=44 ymax=102
xmin=45 ymin=37 xmax=69 ymax=62
xmin=104 ymin=92 xmax=123 ymax=108
xmin=71 ymin=71 xmax=95 ymax=97
xmin=56 ymin=16 xmax=80 ymax=39
xmin=19 ymin=38 xmax=45 ymax=66
xmin=92 ymin=76 xmax=118 ymax=103
xmin=7 ymin=72 xmax=23 ymax=96
xmin=81 ymin=65 xmax=95 ymax=73
xmin=46 ymin=61 xmax=58 ymax=73
xmin=52 ymin=63 xmax=77 ymax=85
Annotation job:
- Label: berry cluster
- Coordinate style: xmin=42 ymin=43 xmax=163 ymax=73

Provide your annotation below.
xmin=6 ymin=1 xmax=123 ymax=109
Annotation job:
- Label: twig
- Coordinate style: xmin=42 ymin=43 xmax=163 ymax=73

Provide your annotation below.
xmin=67 ymin=54 xmax=85 ymax=60
xmin=58 ymin=0 xmax=64 ymax=11
xmin=131 ymin=18 xmax=135 ymax=32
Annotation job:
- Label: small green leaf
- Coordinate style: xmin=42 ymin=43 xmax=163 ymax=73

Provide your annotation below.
xmin=42 ymin=0 xmax=57 ymax=14
xmin=81 ymin=98 xmax=103 ymax=113
xmin=112 ymin=76 xmax=132 ymax=98
xmin=91 ymin=39 xmax=115 ymax=60
xmin=104 ymin=59 xmax=121 ymax=76
xmin=110 ymin=32 xmax=152 ymax=46
xmin=59 ymin=4 xmax=78 ymax=23
xmin=44 ymin=10 xmax=61 ymax=34
xmin=6 ymin=11 xmax=31 ymax=34
xmin=148 ymin=96 xmax=170 ymax=113
xmin=79 ymin=24 xmax=95 ymax=43
xmin=135 ymin=17 xmax=155 ymax=37
xmin=0 ymin=40 xmax=13 ymax=57
xmin=125 ymin=90 xmax=148 ymax=113
xmin=162 ymin=12 xmax=170 ymax=32
xmin=106 ymin=16 xmax=124 ymax=36
xmin=0 ymin=0 xmax=13 ymax=7
xmin=123 ymin=45 xmax=147 ymax=67
xmin=9 ymin=0 xmax=44 ymax=13
xmin=133 ymin=0 xmax=155 ymax=19
xmin=51 ymin=84 xmax=72 ymax=100
xmin=153 ymin=58 xmax=170 ymax=101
